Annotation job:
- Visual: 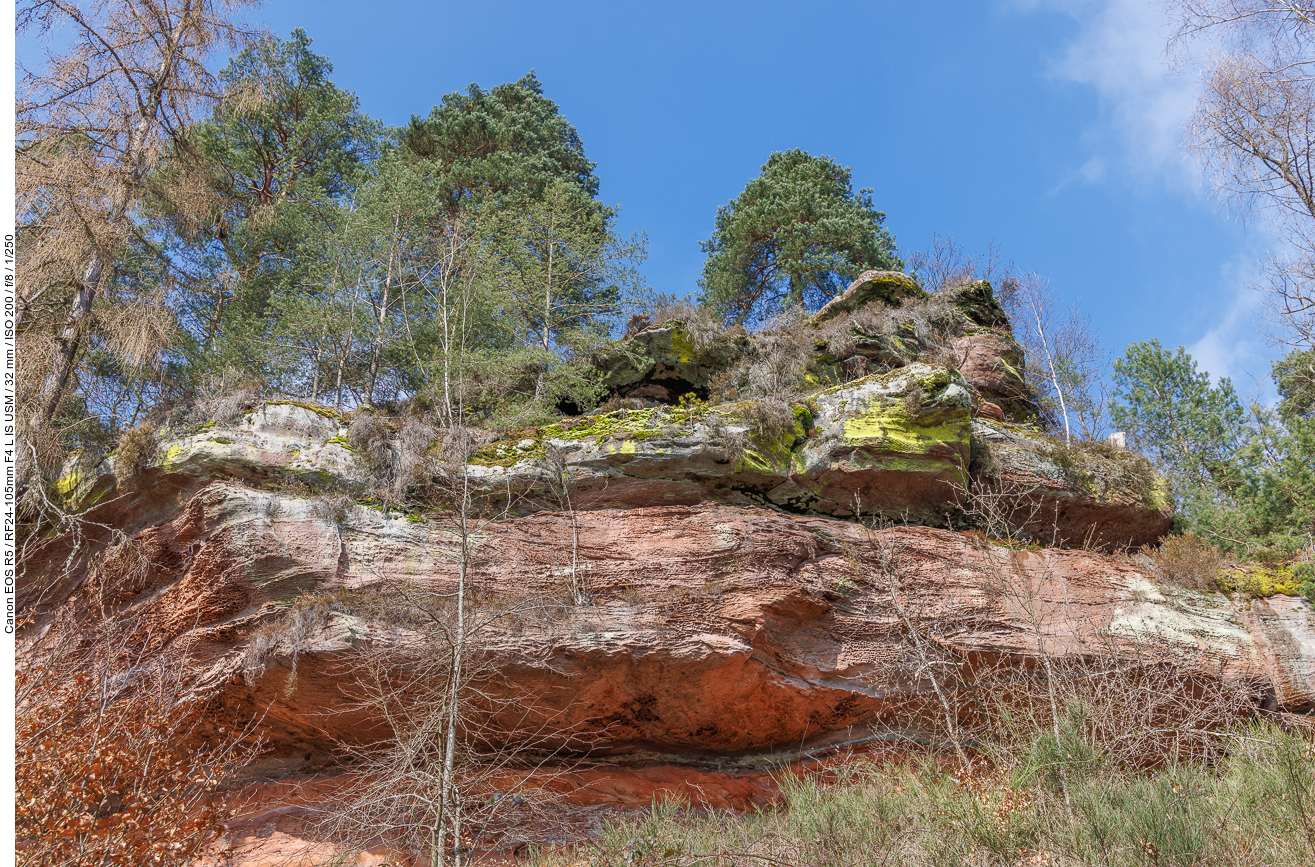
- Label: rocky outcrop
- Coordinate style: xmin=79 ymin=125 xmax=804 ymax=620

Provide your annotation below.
xmin=56 ymin=374 xmax=1166 ymax=554
xmin=944 ymin=280 xmax=1011 ymax=329
xmin=594 ymin=318 xmax=749 ymax=402
xmin=469 ymin=363 xmax=972 ymax=521
xmin=27 ymin=397 xmax=1313 ymax=865
xmin=969 ymin=419 xmax=1173 ymax=550
xmin=951 ymin=331 xmax=1032 ymax=419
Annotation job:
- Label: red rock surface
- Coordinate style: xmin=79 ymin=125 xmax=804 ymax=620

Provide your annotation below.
xmin=30 ymin=481 xmax=1306 ymax=761
xmin=22 ymin=405 xmax=1310 ymax=866
xmin=952 ymin=332 xmax=1032 ymax=419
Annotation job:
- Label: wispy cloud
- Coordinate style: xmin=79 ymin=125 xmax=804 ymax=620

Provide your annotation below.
xmin=1187 ymin=257 xmax=1280 ymax=400
xmin=1017 ymin=0 xmax=1203 ymax=187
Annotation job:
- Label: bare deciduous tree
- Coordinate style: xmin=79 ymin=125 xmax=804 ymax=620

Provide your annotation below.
xmin=1011 ymin=274 xmax=1109 ymax=444
xmin=1173 ymin=1 xmax=1315 ymax=346
xmin=906 ymin=233 xmax=1015 ymax=302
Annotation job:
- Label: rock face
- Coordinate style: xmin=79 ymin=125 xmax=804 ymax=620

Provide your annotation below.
xmin=28 ymin=399 xmax=1315 ymax=863
xmin=34 ymin=450 xmax=1312 ymax=764
xmin=30 ymin=273 xmax=1303 ymax=863
xmin=951 ymin=331 xmax=1031 ymax=419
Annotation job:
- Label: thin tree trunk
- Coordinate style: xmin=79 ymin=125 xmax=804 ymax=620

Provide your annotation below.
xmin=437 ymin=444 xmax=470 ymax=866
xmin=366 ymin=209 xmax=401 ymax=405
xmin=1028 ymin=294 xmax=1070 ymax=445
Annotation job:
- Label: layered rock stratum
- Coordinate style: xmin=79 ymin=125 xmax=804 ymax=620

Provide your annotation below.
xmin=25 ymin=275 xmax=1314 ymax=864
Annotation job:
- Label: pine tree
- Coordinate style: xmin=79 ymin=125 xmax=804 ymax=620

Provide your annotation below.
xmin=698 ymin=149 xmax=901 ymax=325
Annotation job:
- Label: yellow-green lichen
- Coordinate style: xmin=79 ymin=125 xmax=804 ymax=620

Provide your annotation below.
xmin=471 ymin=406 xmax=691 ymax=467
xmin=739 ymin=405 xmax=811 ymax=474
xmin=842 ymin=404 xmax=970 ymax=457
xmin=667 ymin=324 xmax=697 ymax=364
xmin=1219 ymin=566 xmax=1302 ymax=599
xmin=160 ymin=443 xmax=185 ymax=472
xmin=265 ymin=399 xmax=344 ymax=420
xmin=55 ymin=466 xmax=84 ymax=499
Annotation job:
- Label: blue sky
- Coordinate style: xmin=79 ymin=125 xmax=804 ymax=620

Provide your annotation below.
xmin=252 ymin=1 xmax=1278 ymax=394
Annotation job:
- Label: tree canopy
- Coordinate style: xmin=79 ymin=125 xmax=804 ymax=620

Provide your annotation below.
xmin=698 ymin=149 xmax=901 ymax=325
xmin=171 ymin=28 xmax=380 ymax=380
xmin=400 ymin=71 xmax=599 ymax=212
xmin=1113 ymin=339 xmax=1314 ymax=558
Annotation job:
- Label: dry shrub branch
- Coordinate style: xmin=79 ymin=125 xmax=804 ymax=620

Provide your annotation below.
xmin=16 ymin=606 xmax=260 ymax=867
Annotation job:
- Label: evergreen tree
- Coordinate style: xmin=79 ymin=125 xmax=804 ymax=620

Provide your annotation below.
xmin=1113 ymin=340 xmax=1314 ymax=557
xmin=1112 ymin=340 xmax=1246 ymax=493
xmin=698 ymin=149 xmax=901 ymax=324
xmin=401 ymin=72 xmax=598 ymax=212
xmin=169 ymin=28 xmax=380 ymax=383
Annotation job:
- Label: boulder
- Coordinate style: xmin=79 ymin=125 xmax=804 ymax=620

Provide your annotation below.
xmin=786 ymin=364 xmax=972 ymax=517
xmin=54 ymin=401 xmax=360 ymax=515
xmin=808 ymin=270 xmax=927 ymax=326
xmin=593 ymin=318 xmax=749 ymax=402
xmin=969 ymin=418 xmax=1173 ymax=551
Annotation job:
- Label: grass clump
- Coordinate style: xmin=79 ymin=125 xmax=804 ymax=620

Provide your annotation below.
xmin=113 ymin=424 xmax=158 ymax=485
xmin=710 ymin=309 xmax=821 ymax=438
xmin=538 ymin=721 xmax=1315 ymax=867
xmin=642 ymin=300 xmax=731 ymax=354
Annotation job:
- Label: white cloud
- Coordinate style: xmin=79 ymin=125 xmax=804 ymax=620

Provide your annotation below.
xmin=1018 ymin=0 xmax=1203 ymax=187
xmin=1186 ymin=257 xmax=1281 ymax=401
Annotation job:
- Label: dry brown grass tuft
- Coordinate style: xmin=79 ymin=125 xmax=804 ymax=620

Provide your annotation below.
xmin=815 ymin=292 xmax=965 ymax=378
xmin=347 ymin=411 xmax=394 ymax=482
xmin=114 ymin=424 xmax=158 ymax=485
xmin=711 ymin=310 xmax=817 ymax=436
xmin=645 ymin=300 xmax=728 ymax=353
